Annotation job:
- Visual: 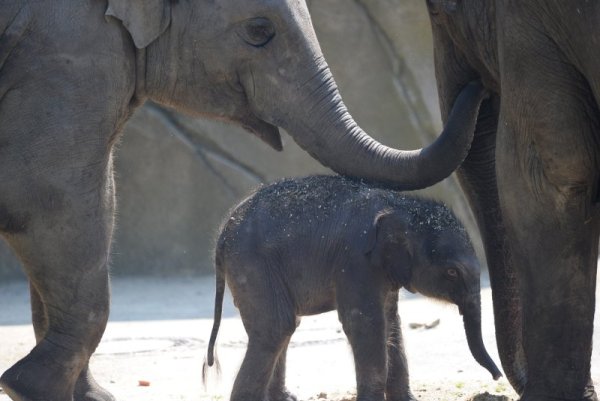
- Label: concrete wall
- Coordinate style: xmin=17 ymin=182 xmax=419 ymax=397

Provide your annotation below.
xmin=0 ymin=1 xmax=479 ymax=280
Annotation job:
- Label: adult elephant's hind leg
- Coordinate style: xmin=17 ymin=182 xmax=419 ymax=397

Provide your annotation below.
xmin=0 ymin=159 xmax=116 ymax=401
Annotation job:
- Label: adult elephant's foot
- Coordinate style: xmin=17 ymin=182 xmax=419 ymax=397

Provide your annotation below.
xmin=583 ymin=380 xmax=598 ymax=401
xmin=268 ymin=388 xmax=298 ymax=401
xmin=0 ymin=344 xmax=76 ymax=401
xmin=74 ymin=366 xmax=116 ymax=401
xmin=520 ymin=383 xmax=598 ymax=401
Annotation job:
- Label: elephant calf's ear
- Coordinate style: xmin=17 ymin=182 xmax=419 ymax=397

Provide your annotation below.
xmin=364 ymin=210 xmax=413 ymax=288
xmin=106 ymin=0 xmax=171 ymax=49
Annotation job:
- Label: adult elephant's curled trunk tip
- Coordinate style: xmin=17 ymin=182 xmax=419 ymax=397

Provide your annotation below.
xmin=288 ymin=78 xmax=488 ymax=191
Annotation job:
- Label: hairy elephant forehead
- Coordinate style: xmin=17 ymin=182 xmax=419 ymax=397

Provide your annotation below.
xmin=394 ymin=197 xmax=464 ymax=235
xmin=426 ymin=229 xmax=477 ymax=267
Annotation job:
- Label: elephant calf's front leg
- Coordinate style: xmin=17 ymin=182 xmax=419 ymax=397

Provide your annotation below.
xmin=337 ymin=283 xmax=388 ymax=401
xmin=384 ymin=291 xmax=415 ymax=401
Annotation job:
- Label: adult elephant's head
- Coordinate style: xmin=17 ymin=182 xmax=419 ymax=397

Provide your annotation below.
xmin=107 ymin=0 xmax=486 ymax=190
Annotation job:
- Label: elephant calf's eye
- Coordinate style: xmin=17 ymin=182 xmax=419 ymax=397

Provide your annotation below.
xmin=239 ymin=18 xmax=275 ymax=48
xmin=446 ymin=268 xmax=459 ymax=280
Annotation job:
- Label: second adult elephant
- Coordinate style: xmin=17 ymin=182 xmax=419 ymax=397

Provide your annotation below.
xmin=425 ymin=1 xmax=600 ymax=400
xmin=0 ymin=1 xmax=487 ymax=400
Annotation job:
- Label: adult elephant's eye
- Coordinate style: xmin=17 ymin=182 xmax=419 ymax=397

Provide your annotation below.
xmin=239 ymin=17 xmax=275 ymax=48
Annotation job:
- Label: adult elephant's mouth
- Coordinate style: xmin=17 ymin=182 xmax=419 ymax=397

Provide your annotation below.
xmin=239 ymin=112 xmax=283 ymax=151
xmin=233 ymin=67 xmax=284 ymax=151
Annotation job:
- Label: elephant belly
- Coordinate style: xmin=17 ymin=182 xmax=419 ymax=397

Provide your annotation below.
xmin=291 ymin=273 xmax=337 ymax=316
xmin=297 ymin=297 xmax=337 ymax=317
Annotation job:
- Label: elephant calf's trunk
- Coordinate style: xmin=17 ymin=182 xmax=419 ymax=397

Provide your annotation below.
xmin=462 ymin=302 xmax=503 ymax=380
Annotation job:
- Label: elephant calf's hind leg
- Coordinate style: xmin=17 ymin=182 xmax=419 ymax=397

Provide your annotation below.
xmin=268 ymin=342 xmax=297 ymax=401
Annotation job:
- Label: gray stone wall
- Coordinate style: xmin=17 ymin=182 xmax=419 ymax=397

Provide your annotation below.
xmin=0 ymin=1 xmax=479 ymax=279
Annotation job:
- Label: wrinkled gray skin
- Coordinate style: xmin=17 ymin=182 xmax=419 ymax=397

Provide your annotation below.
xmin=205 ymin=175 xmax=502 ymax=401
xmin=425 ymin=1 xmax=600 ymax=400
xmin=0 ymin=1 xmax=488 ymax=400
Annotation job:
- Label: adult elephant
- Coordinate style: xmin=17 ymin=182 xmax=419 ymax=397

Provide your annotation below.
xmin=0 ymin=1 xmax=486 ymax=400
xmin=425 ymin=1 xmax=599 ymax=400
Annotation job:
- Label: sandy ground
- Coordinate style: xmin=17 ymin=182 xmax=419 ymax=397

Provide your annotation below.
xmin=0 ymin=275 xmax=597 ymax=401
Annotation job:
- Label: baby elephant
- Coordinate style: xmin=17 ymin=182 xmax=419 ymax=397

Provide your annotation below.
xmin=204 ymin=175 xmax=501 ymax=401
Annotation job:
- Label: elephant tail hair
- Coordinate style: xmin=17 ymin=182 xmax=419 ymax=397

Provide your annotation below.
xmin=202 ymin=256 xmax=226 ymax=388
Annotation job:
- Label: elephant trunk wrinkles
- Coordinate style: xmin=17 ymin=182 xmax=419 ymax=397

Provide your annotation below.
xmin=462 ymin=296 xmax=503 ymax=380
xmin=457 ymin=96 xmax=527 ymax=393
xmin=284 ymin=67 xmax=487 ymax=190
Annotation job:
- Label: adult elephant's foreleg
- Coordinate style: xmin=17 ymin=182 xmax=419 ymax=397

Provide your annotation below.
xmin=497 ymin=68 xmax=598 ymax=401
xmin=497 ymin=143 xmax=598 ymax=400
xmin=0 ymin=161 xmax=116 ymax=401
xmin=73 ymin=365 xmax=116 ymax=401
xmin=29 ymin=284 xmax=115 ymax=401
xmin=496 ymin=11 xmax=600 ymax=398
xmin=30 ymin=285 xmax=116 ymax=401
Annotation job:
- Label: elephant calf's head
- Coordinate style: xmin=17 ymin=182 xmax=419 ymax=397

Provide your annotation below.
xmin=366 ymin=199 xmax=502 ymax=380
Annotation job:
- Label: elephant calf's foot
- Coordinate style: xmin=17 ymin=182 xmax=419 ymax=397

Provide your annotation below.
xmin=0 ymin=355 xmax=75 ymax=401
xmin=74 ymin=368 xmax=116 ymax=401
xmin=385 ymin=391 xmax=417 ymax=401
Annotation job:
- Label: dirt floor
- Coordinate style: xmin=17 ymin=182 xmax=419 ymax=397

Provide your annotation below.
xmin=0 ymin=275 xmax=597 ymax=401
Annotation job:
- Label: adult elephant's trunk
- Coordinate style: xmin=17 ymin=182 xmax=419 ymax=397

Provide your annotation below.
xmin=461 ymin=295 xmax=503 ymax=380
xmin=274 ymin=66 xmax=487 ymax=190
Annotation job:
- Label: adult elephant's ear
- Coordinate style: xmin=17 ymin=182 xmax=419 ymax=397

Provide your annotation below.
xmin=106 ymin=0 xmax=171 ymax=49
xmin=364 ymin=209 xmax=413 ymax=289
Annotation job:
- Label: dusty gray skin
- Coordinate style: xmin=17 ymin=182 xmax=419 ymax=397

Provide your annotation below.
xmin=0 ymin=1 xmax=489 ymax=400
xmin=205 ymin=175 xmax=502 ymax=401
xmin=425 ymin=1 xmax=600 ymax=400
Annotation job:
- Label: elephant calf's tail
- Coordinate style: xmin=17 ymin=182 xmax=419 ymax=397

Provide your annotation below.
xmin=202 ymin=257 xmax=226 ymax=387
